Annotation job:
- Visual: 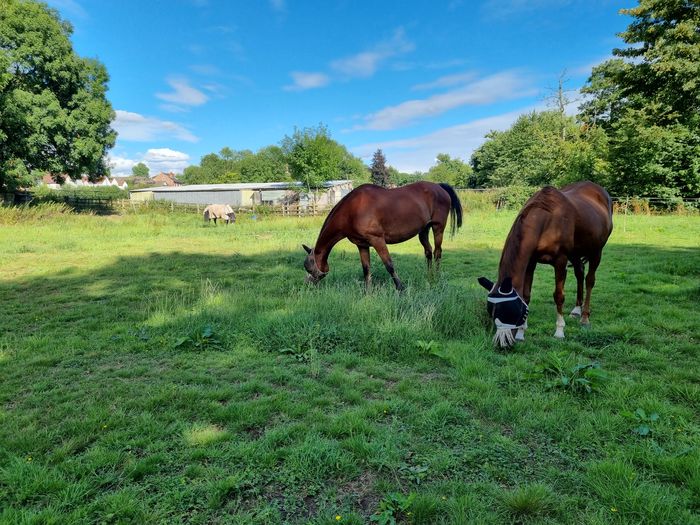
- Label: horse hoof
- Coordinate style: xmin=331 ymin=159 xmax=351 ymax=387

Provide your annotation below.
xmin=553 ymin=331 xmax=565 ymax=339
xmin=580 ymin=319 xmax=591 ymax=328
xmin=570 ymin=306 xmax=582 ymax=318
xmin=515 ymin=332 xmax=525 ymax=342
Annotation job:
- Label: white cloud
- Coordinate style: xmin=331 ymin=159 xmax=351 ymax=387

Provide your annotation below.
xmin=354 ymin=71 xmax=536 ymax=131
xmin=190 ymin=63 xmax=221 ymax=76
xmin=108 ymin=148 xmax=191 ymax=176
xmin=107 ymin=155 xmax=137 ymax=175
xmin=156 ymin=77 xmax=209 ymax=110
xmin=331 ymin=28 xmax=414 ymax=78
xmin=352 ymin=107 xmax=535 ymax=173
xmin=285 ymin=28 xmax=414 ymax=91
xmin=143 ymin=148 xmax=191 ymax=172
xmin=284 ymin=72 xmax=330 ymax=91
xmin=411 ymin=71 xmax=477 ymax=91
xmin=113 ymin=110 xmax=199 ymax=143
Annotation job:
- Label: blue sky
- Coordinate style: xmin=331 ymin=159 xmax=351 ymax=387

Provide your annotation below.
xmin=46 ymin=0 xmax=631 ymax=176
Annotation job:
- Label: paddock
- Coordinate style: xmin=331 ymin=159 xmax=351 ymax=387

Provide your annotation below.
xmin=0 ymin=207 xmax=698 ymax=523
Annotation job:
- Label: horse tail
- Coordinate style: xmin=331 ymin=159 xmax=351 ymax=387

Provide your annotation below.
xmin=438 ymin=183 xmax=463 ymax=237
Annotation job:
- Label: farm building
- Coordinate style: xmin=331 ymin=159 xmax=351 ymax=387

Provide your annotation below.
xmin=129 ymin=180 xmax=354 ymax=208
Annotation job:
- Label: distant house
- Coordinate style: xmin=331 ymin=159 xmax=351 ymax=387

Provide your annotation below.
xmin=41 ymin=174 xmax=128 ymax=190
xmin=152 ymin=172 xmax=181 ymax=187
xmin=129 ymin=180 xmax=353 ymax=208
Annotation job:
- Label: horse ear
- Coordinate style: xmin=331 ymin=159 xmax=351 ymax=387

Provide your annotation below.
xmin=478 ymin=277 xmax=493 ymax=291
xmin=500 ymin=276 xmax=513 ymax=294
xmin=302 ymin=244 xmax=312 ymax=254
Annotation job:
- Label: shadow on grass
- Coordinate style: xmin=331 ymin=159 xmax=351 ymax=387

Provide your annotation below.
xmin=1 ymin=242 xmax=698 ymax=357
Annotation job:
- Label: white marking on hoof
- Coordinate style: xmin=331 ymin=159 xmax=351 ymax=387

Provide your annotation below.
xmin=570 ymin=306 xmax=582 ymax=318
xmin=515 ymin=328 xmax=525 ymax=341
xmin=554 ymin=314 xmax=565 ymax=339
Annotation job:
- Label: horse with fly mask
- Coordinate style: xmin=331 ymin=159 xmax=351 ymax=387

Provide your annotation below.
xmin=478 ymin=181 xmax=613 ymax=347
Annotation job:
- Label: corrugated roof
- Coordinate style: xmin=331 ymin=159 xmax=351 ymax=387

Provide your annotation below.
xmin=130 ymin=180 xmax=352 ymax=193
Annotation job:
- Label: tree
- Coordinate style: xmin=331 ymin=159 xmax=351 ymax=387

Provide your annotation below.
xmin=579 ymin=0 xmax=700 ymax=197
xmin=239 ymin=146 xmax=291 ymax=182
xmin=370 ymin=149 xmax=389 ymax=187
xmin=426 ymin=153 xmax=473 ymax=187
xmin=281 ymin=124 xmax=367 ymax=190
xmin=132 ymin=162 xmax=149 ymax=178
xmin=387 ymin=166 xmax=423 ymax=187
xmin=470 ymin=111 xmax=609 ymax=188
xmin=0 ymin=0 xmax=116 ymax=191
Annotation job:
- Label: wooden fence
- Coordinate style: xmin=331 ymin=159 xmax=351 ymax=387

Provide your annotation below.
xmin=4 ymin=191 xmax=699 ymax=216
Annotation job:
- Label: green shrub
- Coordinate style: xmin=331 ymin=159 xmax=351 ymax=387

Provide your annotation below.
xmin=32 ymin=184 xmax=128 ymax=201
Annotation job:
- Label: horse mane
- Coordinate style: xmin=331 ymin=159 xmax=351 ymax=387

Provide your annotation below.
xmin=316 ymin=188 xmax=358 ymax=244
xmin=499 ymin=186 xmax=563 ymax=273
xmin=518 ymin=186 xmax=562 ymax=218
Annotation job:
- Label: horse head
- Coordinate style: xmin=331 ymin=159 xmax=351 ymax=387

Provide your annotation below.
xmin=302 ymin=244 xmax=328 ymax=284
xmin=478 ymin=276 xmax=529 ymax=348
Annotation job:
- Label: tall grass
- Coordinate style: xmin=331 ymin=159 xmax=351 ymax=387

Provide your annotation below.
xmin=0 ymin=202 xmax=74 ymax=225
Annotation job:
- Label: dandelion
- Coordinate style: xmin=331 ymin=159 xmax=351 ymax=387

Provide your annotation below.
xmin=335 ymin=515 xmax=342 ymax=521
xmin=442 ymin=496 xmax=447 ymax=500
xmin=26 ymin=456 xmax=32 ymax=462
xmin=102 ymin=424 xmax=108 ymax=430
xmin=611 ymin=507 xmax=618 ymax=512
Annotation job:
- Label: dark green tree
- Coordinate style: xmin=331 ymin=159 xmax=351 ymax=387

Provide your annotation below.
xmin=131 ymin=162 xmax=149 ymax=178
xmin=426 ymin=153 xmax=473 ymax=187
xmin=0 ymin=0 xmax=116 ymax=191
xmin=579 ymin=0 xmax=700 ymax=197
xmin=280 ymin=124 xmax=367 ymax=190
xmin=387 ymin=166 xmax=423 ymax=187
xmin=370 ymin=149 xmax=389 ymax=187
xmin=239 ymin=146 xmax=291 ymax=182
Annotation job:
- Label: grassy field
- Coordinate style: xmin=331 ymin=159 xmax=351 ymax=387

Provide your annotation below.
xmin=0 ymin=205 xmax=698 ymax=524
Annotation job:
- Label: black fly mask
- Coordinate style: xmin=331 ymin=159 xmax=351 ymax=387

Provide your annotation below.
xmin=478 ymin=276 xmax=529 ymax=347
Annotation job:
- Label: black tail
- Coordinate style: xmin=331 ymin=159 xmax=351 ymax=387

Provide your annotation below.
xmin=438 ymin=183 xmax=463 ymax=237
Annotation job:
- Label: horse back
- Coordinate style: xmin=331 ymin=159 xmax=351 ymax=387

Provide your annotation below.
xmin=331 ymin=182 xmax=449 ymax=243
xmin=560 ymin=181 xmax=613 ymax=249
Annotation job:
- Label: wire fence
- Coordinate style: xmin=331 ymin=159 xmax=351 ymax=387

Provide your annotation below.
xmin=2 ymin=189 xmax=699 ymax=216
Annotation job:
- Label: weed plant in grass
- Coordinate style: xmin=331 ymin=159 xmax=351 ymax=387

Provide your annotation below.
xmin=0 ymin=206 xmax=698 ymax=523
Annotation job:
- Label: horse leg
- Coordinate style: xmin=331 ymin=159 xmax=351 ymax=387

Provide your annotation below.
xmin=370 ymin=237 xmax=404 ymax=291
xmin=581 ymin=252 xmax=602 ymax=326
xmin=431 ymin=223 xmax=444 ymax=270
xmin=358 ymin=245 xmax=371 ymax=288
xmin=516 ymin=261 xmax=536 ymax=342
xmin=418 ymin=226 xmax=433 ymax=270
xmin=553 ymin=258 xmax=568 ymax=339
xmin=570 ymin=257 xmax=584 ymax=318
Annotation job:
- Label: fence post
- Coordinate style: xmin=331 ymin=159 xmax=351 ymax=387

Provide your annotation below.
xmin=624 ymin=196 xmax=629 ymax=233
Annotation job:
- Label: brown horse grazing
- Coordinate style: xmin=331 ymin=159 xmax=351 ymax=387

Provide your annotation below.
xmin=303 ymin=181 xmax=463 ymax=290
xmin=478 ymin=181 xmax=613 ymax=347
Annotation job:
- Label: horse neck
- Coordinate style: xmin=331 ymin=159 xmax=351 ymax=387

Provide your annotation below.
xmin=314 ymin=215 xmax=344 ymax=272
xmin=498 ymin=216 xmax=539 ymax=294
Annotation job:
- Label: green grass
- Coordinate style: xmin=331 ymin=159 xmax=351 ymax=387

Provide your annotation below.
xmin=0 ymin=206 xmax=698 ymax=524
